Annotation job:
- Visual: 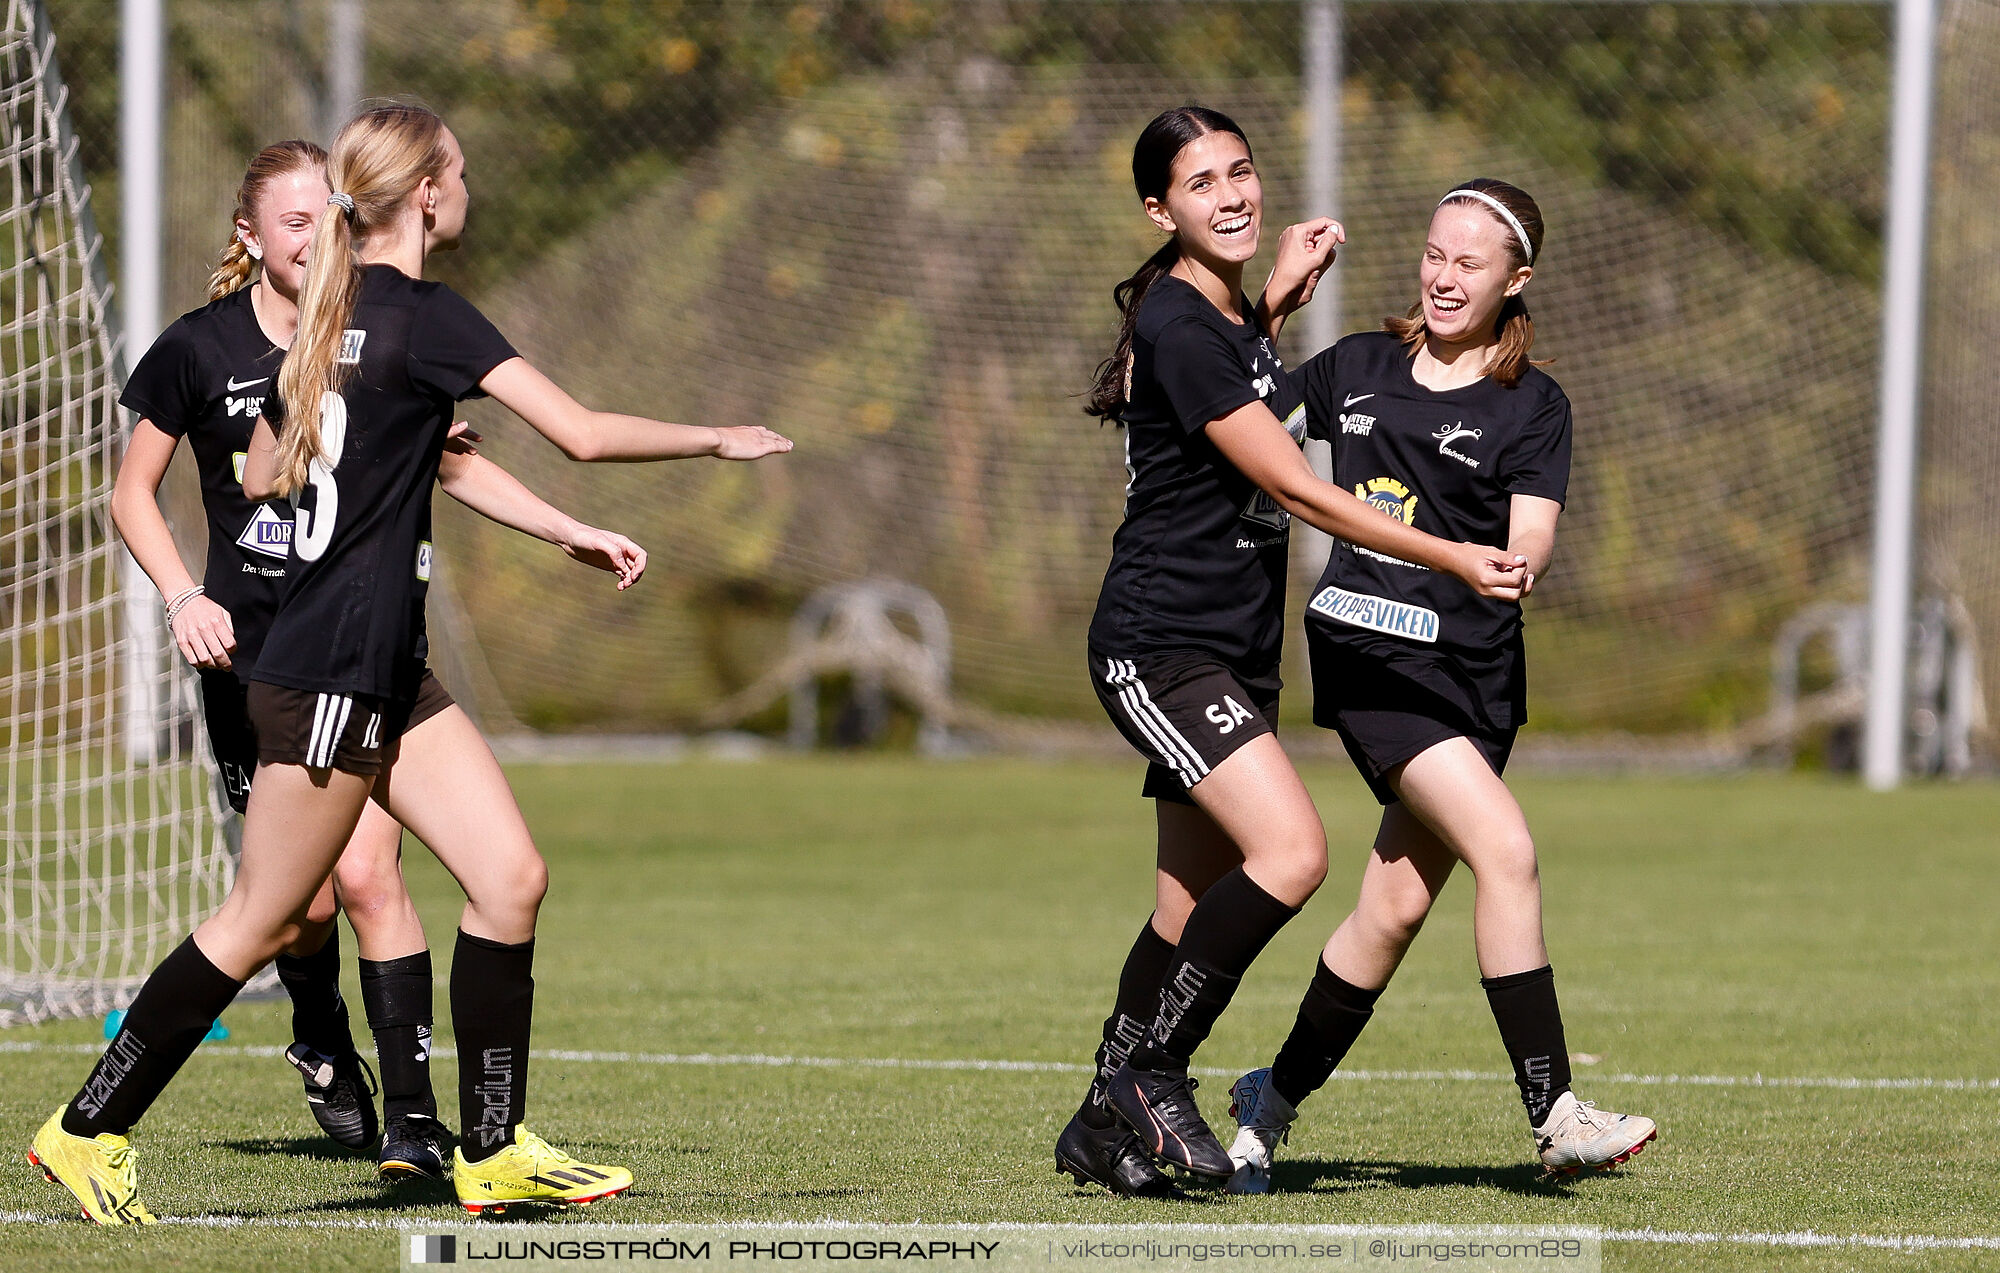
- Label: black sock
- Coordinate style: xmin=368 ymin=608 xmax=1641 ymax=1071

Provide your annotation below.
xmin=451 ymin=930 xmax=534 ymax=1163
xmin=1481 ymin=964 xmax=1572 ymax=1126
xmin=1081 ymin=918 xmax=1176 ymax=1128
xmin=1130 ymin=868 xmax=1300 ymax=1071
xmin=359 ymin=951 xmax=438 ymax=1124
xmin=274 ymin=926 xmax=355 ymax=1057
xmin=63 ymin=936 xmax=245 ymax=1137
xmin=1268 ymin=958 xmax=1384 ymax=1107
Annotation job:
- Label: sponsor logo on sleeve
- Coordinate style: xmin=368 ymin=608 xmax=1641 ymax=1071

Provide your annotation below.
xmin=336 ymin=329 xmax=367 ymax=365
xmin=235 ymin=503 xmax=294 ymax=559
xmin=232 ymin=451 xmax=247 ymax=482
xmin=1310 ymin=584 xmax=1440 ymax=643
xmin=415 ymin=540 xmax=434 ymax=582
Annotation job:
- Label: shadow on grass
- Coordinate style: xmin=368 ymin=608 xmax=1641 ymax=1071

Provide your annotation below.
xmin=1272 ymin=1158 xmax=1571 ymax=1198
xmin=1052 ymin=1181 xmax=1231 ymax=1207
xmin=213 ymin=1136 xmax=371 ymax=1164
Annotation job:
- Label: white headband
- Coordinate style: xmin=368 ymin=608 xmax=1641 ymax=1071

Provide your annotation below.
xmin=1439 ymin=188 xmax=1535 ymax=264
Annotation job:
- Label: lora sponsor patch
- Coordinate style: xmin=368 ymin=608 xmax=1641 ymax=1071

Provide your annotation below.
xmin=236 ymin=504 xmax=294 ymax=559
xmin=1309 ymin=585 xmax=1440 ymax=642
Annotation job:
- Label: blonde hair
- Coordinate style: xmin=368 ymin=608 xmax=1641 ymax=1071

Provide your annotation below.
xmin=206 ymin=140 xmax=328 ymax=301
xmin=273 ymin=102 xmax=451 ymax=497
xmin=1385 ymin=177 xmax=1549 ymax=390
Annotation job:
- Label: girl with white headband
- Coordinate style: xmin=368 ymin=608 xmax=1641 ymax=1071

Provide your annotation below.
xmin=1224 ymin=177 xmax=1657 ymax=1190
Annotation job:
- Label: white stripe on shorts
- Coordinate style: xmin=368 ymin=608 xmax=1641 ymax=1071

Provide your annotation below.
xmin=328 ymin=695 xmax=354 ymax=766
xmin=1125 ymin=664 xmax=1211 ymax=782
xmin=1105 ymin=659 xmax=1208 ymax=786
xmin=310 ymin=693 xmax=353 ymax=768
xmin=1107 ymin=660 xmax=1199 ymax=780
xmin=306 ymin=693 xmax=331 ymax=768
xmin=1103 ymin=660 xmax=1185 ymax=775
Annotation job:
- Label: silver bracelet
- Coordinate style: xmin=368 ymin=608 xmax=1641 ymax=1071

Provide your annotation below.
xmin=165 ymin=585 xmax=204 ymax=625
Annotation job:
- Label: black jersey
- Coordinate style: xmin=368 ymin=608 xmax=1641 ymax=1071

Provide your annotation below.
xmin=254 ymin=265 xmax=516 ymax=701
xmin=1087 ymin=276 xmax=1309 ymax=675
xmin=1296 ymin=331 xmax=1571 ymax=656
xmin=118 ymin=288 xmax=295 ymax=672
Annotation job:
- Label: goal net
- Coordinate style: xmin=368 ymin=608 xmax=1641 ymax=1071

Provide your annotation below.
xmin=29 ymin=0 xmax=2000 ymax=769
xmin=0 ymin=0 xmax=236 ymax=1027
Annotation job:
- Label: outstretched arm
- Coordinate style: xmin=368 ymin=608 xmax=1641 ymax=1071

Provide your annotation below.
xmin=437 ymin=448 xmax=646 ymax=589
xmin=478 ymin=357 xmax=792 ymax=463
xmin=1205 ymin=400 xmax=1527 ymax=599
xmin=110 ymin=419 xmax=237 ymax=667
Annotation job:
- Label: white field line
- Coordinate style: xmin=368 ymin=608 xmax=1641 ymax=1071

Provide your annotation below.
xmin=0 ymin=1211 xmax=1995 ymax=1251
xmin=4 ymin=1038 xmax=1998 ymax=1092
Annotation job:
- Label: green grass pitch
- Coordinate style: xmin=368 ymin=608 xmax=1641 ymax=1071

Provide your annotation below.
xmin=3 ymin=758 xmax=1999 ymax=1270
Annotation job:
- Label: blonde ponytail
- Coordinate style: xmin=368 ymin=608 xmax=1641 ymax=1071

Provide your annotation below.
xmin=272 ymin=103 xmax=450 ymax=499
xmin=274 ymin=204 xmax=360 ymax=497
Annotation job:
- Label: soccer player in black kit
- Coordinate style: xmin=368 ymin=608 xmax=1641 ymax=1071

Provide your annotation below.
xmin=103 ymin=141 xmax=646 ymax=1184
xmin=1223 ymin=180 xmax=1656 ymax=1192
xmin=31 ymin=103 xmax=789 ymax=1224
xmin=1058 ymin=107 xmax=1532 ymax=1197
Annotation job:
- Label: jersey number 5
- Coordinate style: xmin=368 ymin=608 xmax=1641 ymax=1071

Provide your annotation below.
xmin=293 ymin=391 xmax=347 ymax=563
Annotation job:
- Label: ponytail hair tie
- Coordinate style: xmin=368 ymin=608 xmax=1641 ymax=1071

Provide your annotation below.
xmin=326 ymin=191 xmax=356 ymax=219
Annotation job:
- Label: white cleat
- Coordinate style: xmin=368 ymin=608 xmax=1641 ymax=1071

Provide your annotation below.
xmin=1225 ymin=1068 xmax=1297 ymax=1195
xmin=1533 ymin=1090 xmax=1657 ymax=1174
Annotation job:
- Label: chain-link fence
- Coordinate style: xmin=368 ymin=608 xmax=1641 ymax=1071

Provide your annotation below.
xmin=41 ymin=0 xmax=2000 ymax=767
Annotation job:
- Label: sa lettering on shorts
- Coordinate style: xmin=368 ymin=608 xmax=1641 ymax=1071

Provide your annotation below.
xmin=1205 ymin=695 xmax=1256 ymax=734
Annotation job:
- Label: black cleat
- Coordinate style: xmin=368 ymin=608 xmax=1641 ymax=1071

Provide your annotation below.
xmin=379 ymin=1112 xmax=454 ymax=1181
xmin=1055 ymin=1112 xmax=1186 ymax=1199
xmin=284 ymin=1042 xmax=380 ymax=1151
xmin=1107 ymin=1063 xmax=1234 ymax=1179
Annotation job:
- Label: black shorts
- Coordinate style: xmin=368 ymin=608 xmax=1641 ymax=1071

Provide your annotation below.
xmin=242 ymin=668 xmax=455 ymax=779
xmin=1089 ymin=648 xmax=1280 ymax=804
xmin=196 ymin=669 xmax=259 ymax=814
xmin=1307 ymin=627 xmax=1518 ymax=806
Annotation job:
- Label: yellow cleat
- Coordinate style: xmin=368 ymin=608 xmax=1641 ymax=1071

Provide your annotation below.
xmin=452 ymin=1126 xmax=632 ymax=1216
xmin=27 ymin=1106 xmax=157 ymax=1225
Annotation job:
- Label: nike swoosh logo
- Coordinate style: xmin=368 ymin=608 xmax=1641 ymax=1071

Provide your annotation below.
xmin=226 ymin=376 xmax=268 ymax=391
xmin=1343 ymin=393 xmax=1374 ymax=408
